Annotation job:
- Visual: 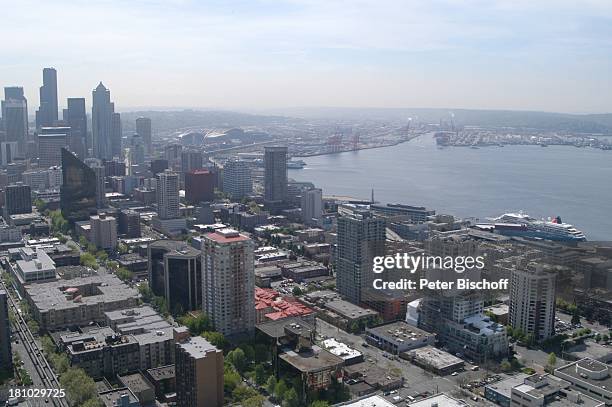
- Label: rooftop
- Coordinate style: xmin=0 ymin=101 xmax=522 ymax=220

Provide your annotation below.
xmin=118 ymin=373 xmax=154 ymax=394
xmin=26 ymin=274 xmax=139 ymax=312
xmin=148 ymin=239 xmax=200 ymax=256
xmin=146 ymin=365 xmax=175 ymax=381
xmin=321 ymin=338 xmax=362 ymax=361
xmin=405 ymin=346 xmax=464 ymax=369
xmin=324 ymin=299 xmax=378 ymax=319
xmin=205 ymin=228 xmax=250 ymax=244
xmin=408 ymin=394 xmax=467 ymax=407
xmin=177 ymin=336 xmax=221 ymax=359
xmin=367 ymin=321 xmax=433 ymax=343
xmin=279 ymin=345 xmax=343 ymax=373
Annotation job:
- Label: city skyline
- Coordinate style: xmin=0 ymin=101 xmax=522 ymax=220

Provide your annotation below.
xmin=1 ymin=1 xmax=611 ymax=114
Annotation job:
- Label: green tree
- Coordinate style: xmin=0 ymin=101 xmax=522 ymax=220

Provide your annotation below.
xmin=309 ymin=402 xmax=330 ymax=407
xmin=266 ymin=376 xmax=277 ymax=395
xmin=115 ymin=268 xmax=133 ymax=282
xmin=242 ymin=395 xmax=266 ymax=407
xmin=292 ymin=286 xmax=303 ymax=296
xmin=274 ymin=379 xmax=288 ymax=400
xmin=178 ymin=313 xmax=212 ymax=336
xmin=201 ymin=331 xmax=227 ymax=349
xmin=233 ymin=385 xmax=258 ymax=402
xmin=117 ymin=243 xmax=129 ymax=254
xmin=254 ymin=364 xmax=266 ymax=386
xmin=60 ymin=368 xmax=98 ymax=406
xmin=239 ymin=344 xmax=255 ymax=362
xmin=254 ymin=343 xmax=270 ymax=362
xmin=500 ymin=359 xmax=512 ymax=372
xmin=80 ymin=253 xmax=98 ymax=269
xmin=79 ymin=236 xmax=89 ymax=248
xmin=81 ymin=399 xmax=103 ymax=407
xmin=283 ymin=388 xmax=299 ymax=407
xmin=227 ymin=348 xmax=247 ymax=372
xmin=224 ymin=368 xmax=241 ymax=393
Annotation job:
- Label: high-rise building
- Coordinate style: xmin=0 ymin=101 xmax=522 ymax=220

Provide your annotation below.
xmin=5 ymin=182 xmax=32 ymax=215
xmin=202 ymin=229 xmax=255 ymax=336
xmin=129 ymin=134 xmax=145 ymax=165
xmin=335 ymin=205 xmax=386 ymax=305
xmin=118 ymin=210 xmax=141 ymax=238
xmin=135 ymin=117 xmax=152 ymax=155
xmin=148 ymin=240 xmax=202 ymax=313
xmin=60 ymin=148 xmax=97 ymax=223
xmin=104 ymin=159 xmax=126 ymax=177
xmin=90 ymin=214 xmax=117 ymax=250
xmin=185 ymin=169 xmax=214 ymax=204
xmin=164 ymin=144 xmax=182 ymax=171
xmin=301 ymin=188 xmax=323 ymax=225
xmin=509 ymin=264 xmax=556 ymax=342
xmin=175 ymin=336 xmax=224 ymax=407
xmin=156 ymin=170 xmax=179 ymax=220
xmin=0 ymin=290 xmax=12 ymax=375
xmin=181 ymin=150 xmax=203 ymax=175
xmin=264 ymin=146 xmax=288 ymax=203
xmin=63 ymin=98 xmax=88 ymax=158
xmin=222 ymin=159 xmax=252 ymax=200
xmin=92 ymin=82 xmax=118 ymax=160
xmin=150 ymin=159 xmax=168 ymax=176
xmin=38 ymin=128 xmax=69 ymax=168
xmin=35 ymin=68 xmax=58 ymax=128
xmin=111 ymin=112 xmax=122 ymax=158
xmin=2 ymin=87 xmax=28 ymax=154
xmin=0 ymin=142 xmax=18 ymax=166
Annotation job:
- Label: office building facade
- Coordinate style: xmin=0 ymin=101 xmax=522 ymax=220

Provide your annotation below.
xmin=5 ymin=182 xmax=32 ymax=215
xmin=156 ymin=170 xmax=180 ymax=219
xmin=184 ymin=169 xmax=214 ymax=204
xmin=63 ymin=98 xmax=88 ymax=158
xmin=301 ymin=188 xmax=323 ymax=225
xmin=264 ymin=146 xmax=288 ymax=203
xmin=92 ymin=82 xmax=119 ymax=160
xmin=60 ymin=148 xmax=97 ymax=223
xmin=91 ymin=214 xmax=118 ymax=250
xmin=336 ymin=206 xmax=386 ymax=305
xmin=222 ymin=159 xmax=252 ymax=200
xmin=135 ymin=117 xmax=152 ymax=155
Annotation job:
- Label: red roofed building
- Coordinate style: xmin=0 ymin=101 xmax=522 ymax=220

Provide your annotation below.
xmin=255 ymin=287 xmax=314 ymax=324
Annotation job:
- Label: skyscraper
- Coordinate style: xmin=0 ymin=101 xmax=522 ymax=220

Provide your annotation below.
xmin=185 ymin=169 xmax=214 ymax=204
xmin=175 ymin=336 xmax=224 ymax=407
xmin=91 ymin=82 xmax=117 ymax=160
xmin=60 ymin=148 xmax=97 ymax=223
xmin=301 ymin=188 xmax=323 ymax=225
xmin=135 ymin=117 xmax=152 ymax=155
xmin=2 ymin=87 xmax=28 ymax=154
xmin=509 ymin=264 xmax=556 ymax=342
xmin=264 ymin=146 xmax=288 ymax=203
xmin=0 ymin=290 xmax=12 ymax=376
xmin=156 ymin=169 xmax=179 ymax=219
xmin=202 ymin=229 xmax=255 ymax=336
xmin=129 ymin=133 xmax=145 ymax=165
xmin=38 ymin=126 xmax=70 ymax=168
xmin=111 ymin=112 xmax=122 ymax=158
xmin=335 ymin=205 xmax=386 ymax=305
xmin=63 ymin=98 xmax=87 ymax=158
xmin=222 ymin=159 xmax=252 ymax=200
xmin=5 ymin=182 xmax=32 ymax=215
xmin=35 ymin=68 xmax=58 ymax=128
xmin=181 ymin=150 xmax=203 ymax=174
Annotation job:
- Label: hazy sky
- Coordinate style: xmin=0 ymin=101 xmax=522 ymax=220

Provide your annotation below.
xmin=2 ymin=0 xmax=612 ymax=113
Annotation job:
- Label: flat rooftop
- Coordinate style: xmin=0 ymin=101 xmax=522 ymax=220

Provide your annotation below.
xmin=119 ymin=373 xmax=153 ymax=393
xmin=486 ymin=373 xmax=529 ymax=398
xmin=146 ymin=365 xmax=175 ymax=381
xmin=177 ymin=336 xmax=221 ymax=359
xmin=322 ymin=338 xmax=362 ymax=361
xmin=408 ymin=394 xmax=466 ymax=407
xmin=26 ymin=274 xmax=139 ymax=312
xmin=367 ymin=321 xmax=433 ymax=342
xmin=205 ymin=228 xmax=250 ymax=244
xmin=405 ymin=345 xmax=464 ymax=369
xmin=279 ymin=345 xmax=343 ymax=373
xmin=324 ymin=299 xmax=378 ymax=319
xmin=257 ymin=317 xmax=314 ymax=339
xmin=148 ymin=239 xmax=200 ymax=256
xmin=337 ymin=395 xmax=395 ymax=407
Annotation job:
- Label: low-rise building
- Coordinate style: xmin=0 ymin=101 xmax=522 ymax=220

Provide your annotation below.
xmin=12 ymin=247 xmax=56 ymax=284
xmin=554 ymin=358 xmax=612 ymax=405
xmin=401 ymin=346 xmax=464 ymax=376
xmin=25 ymin=274 xmax=139 ymax=330
xmin=321 ymin=338 xmax=363 ymax=366
xmin=366 ymin=321 xmax=435 ymax=355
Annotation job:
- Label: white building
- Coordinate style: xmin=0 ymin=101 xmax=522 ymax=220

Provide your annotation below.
xmin=90 ymin=214 xmax=117 ymax=250
xmin=202 ymin=229 xmax=255 ymax=336
xmin=14 ymin=247 xmax=56 ymax=283
xmin=301 ymin=188 xmax=323 ymax=225
xmin=156 ymin=169 xmax=180 ymax=220
xmin=223 ymin=159 xmax=252 ymax=199
xmin=510 ymin=264 xmax=556 ymax=342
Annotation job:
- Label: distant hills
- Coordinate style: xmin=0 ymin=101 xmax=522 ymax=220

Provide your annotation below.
xmin=119 ymin=107 xmax=612 ymax=135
